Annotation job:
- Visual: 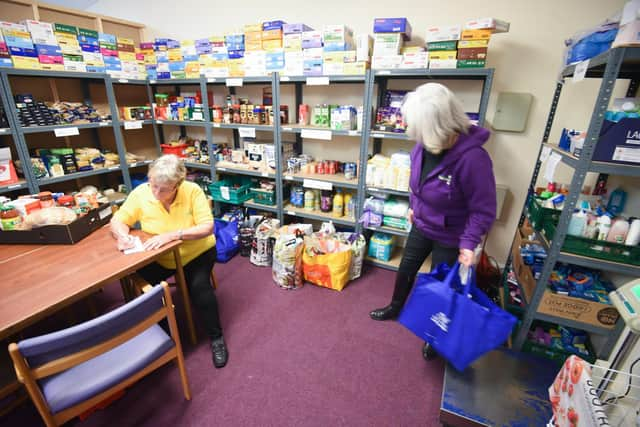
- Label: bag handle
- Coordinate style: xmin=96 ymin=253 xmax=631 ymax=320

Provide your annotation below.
xmin=443 ymin=262 xmax=476 ymax=297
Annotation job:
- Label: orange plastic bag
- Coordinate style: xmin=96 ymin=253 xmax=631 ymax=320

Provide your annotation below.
xmin=302 ymin=236 xmax=352 ymax=291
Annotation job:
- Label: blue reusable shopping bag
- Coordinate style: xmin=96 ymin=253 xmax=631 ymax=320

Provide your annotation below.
xmin=214 ymin=219 xmax=239 ymax=263
xmin=398 ymin=262 xmax=517 ymax=371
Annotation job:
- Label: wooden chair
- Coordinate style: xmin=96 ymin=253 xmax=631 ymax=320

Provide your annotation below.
xmin=8 ymin=283 xmax=190 ymax=427
xmin=124 ymin=268 xmax=218 ymax=299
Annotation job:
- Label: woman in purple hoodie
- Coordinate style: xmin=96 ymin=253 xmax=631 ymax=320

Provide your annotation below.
xmin=369 ymin=83 xmax=496 ymax=360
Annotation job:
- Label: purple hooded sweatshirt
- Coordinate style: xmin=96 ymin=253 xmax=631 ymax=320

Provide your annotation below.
xmin=409 ymin=125 xmax=496 ymax=250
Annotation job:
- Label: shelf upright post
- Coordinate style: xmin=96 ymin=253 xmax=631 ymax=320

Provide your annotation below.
xmin=146 ymin=80 xmax=162 ymax=157
xmin=372 ymin=73 xmax=387 ymax=155
xmin=513 ymin=48 xmax=627 ymax=351
xmin=199 ymin=76 xmax=214 ymax=181
xmin=273 ymin=72 xmax=284 ymax=224
xmin=294 ymin=81 xmax=303 ymax=154
xmin=355 ymin=69 xmax=375 ymax=235
xmin=104 ymin=74 xmax=132 ymax=191
xmin=0 ymin=70 xmax=39 ymax=193
xmin=477 ymin=69 xmax=494 ymax=126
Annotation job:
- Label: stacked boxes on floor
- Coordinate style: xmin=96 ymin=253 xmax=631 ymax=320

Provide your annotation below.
xmin=23 ymin=20 xmax=63 ymax=71
xmin=425 ymin=25 xmax=460 ymax=69
xmin=78 ymin=28 xmax=105 ymax=73
xmin=2 ymin=22 xmax=39 ymax=70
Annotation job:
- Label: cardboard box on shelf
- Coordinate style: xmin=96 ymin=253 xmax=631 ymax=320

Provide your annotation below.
xmin=465 ymin=17 xmax=510 ymax=33
xmin=425 ymin=25 xmax=461 ymax=42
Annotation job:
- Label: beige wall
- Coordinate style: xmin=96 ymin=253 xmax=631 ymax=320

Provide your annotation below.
xmin=87 ymin=0 xmax=627 ymax=263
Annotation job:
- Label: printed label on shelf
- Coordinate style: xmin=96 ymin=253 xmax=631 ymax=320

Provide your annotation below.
xmin=108 ymin=166 xmax=120 ymax=171
xmin=285 ymin=175 xmax=293 ymax=180
xmin=54 ymin=127 xmax=79 ymax=137
xmin=348 ymin=130 xmax=359 ymax=136
xmin=149 ymin=80 xmax=157 ymax=84
xmin=118 ymin=78 xmax=129 ymax=83
xmin=371 ymin=133 xmax=384 ymax=138
xmin=281 ymin=76 xmax=290 ymax=82
xmin=220 ymin=186 xmax=230 ymax=200
xmin=7 ymin=184 xmax=21 ymax=189
xmin=540 ymin=146 xmax=552 ymax=162
xmin=124 ymin=120 xmax=143 ymax=130
xmin=98 ymin=207 xmax=112 ymax=220
xmin=306 ymin=76 xmax=330 ymax=86
xmin=156 ymin=120 xmax=163 ymax=124
xmin=572 ymin=60 xmax=589 ymax=82
xmin=226 ymin=78 xmax=243 ymax=87
xmin=282 ymin=127 xmax=293 ymax=131
xmin=0 ymin=129 xmax=8 ymax=134
xmin=261 ymin=172 xmax=269 ymax=177
xmin=612 ymin=146 xmax=640 ymax=164
xmin=287 ymin=211 xmax=295 ymax=216
xmin=544 ymin=152 xmax=562 ymax=182
xmin=303 ymin=179 xmax=333 ymax=191
xmin=377 ymin=70 xmax=391 ymax=75
xmin=99 ymin=121 xmax=109 ymax=126
xmin=213 ymin=123 xmax=221 ymax=127
xmin=301 ymin=128 xmax=332 ymax=140
xmin=207 ymin=78 xmax=216 ymax=83
xmin=216 ymin=167 xmax=226 ymax=171
xmin=238 ymin=127 xmax=256 ymax=138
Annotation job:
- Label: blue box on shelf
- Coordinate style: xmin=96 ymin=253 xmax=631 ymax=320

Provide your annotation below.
xmin=263 ymin=20 xmax=286 ymax=31
xmin=8 ymin=46 xmax=37 ymax=57
xmin=99 ymin=33 xmax=117 ymax=45
xmin=283 ymin=23 xmax=313 ymax=34
xmin=35 ymin=44 xmax=62 ymax=56
xmin=373 ymin=18 xmax=412 ymax=40
xmin=593 ymin=118 xmax=640 ymax=165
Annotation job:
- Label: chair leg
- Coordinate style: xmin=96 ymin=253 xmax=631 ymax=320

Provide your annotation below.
xmin=210 ymin=269 xmax=218 ymax=290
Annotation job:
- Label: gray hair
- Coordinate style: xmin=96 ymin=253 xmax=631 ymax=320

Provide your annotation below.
xmin=401 ymin=83 xmax=470 ymax=154
xmin=148 ymin=154 xmax=186 ymax=185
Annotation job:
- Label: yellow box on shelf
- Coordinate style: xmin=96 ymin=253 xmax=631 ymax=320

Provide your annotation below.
xmin=428 ymin=50 xmax=457 ymax=60
xmin=457 ymin=39 xmax=489 ymax=48
xmin=343 ymin=61 xmax=369 ymax=75
xmin=12 ymin=56 xmax=41 ymax=69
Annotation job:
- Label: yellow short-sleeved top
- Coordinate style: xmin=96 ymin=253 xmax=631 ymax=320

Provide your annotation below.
xmin=114 ymin=181 xmax=215 ymax=269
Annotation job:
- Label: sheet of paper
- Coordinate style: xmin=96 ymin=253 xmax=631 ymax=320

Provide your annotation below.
xmin=123 ymin=236 xmax=145 ymax=255
xmin=540 ymin=146 xmax=552 ymax=163
xmin=545 ymin=152 xmax=562 ymax=183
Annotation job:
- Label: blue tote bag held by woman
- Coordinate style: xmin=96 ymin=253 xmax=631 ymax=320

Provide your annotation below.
xmin=398 ymin=262 xmax=517 ymax=371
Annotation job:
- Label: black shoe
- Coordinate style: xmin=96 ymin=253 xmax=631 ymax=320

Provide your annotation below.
xmin=422 ymin=342 xmax=438 ymax=361
xmin=369 ymin=303 xmax=401 ymax=321
xmin=211 ymin=337 xmax=228 ymax=368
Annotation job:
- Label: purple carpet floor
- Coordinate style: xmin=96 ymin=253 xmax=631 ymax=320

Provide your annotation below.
xmin=2 ymin=256 xmax=445 ymax=426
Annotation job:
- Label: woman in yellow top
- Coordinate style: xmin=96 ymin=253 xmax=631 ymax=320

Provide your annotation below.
xmin=110 ymin=154 xmax=228 ymax=368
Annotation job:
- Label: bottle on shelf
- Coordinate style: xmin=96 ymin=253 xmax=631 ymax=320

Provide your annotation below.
xmin=625 ymin=219 xmax=640 ymax=246
xmin=607 ymin=218 xmax=629 ymax=244
xmin=596 ymin=215 xmax=611 ymax=241
xmin=304 ymin=188 xmax=315 ymax=211
xmin=567 ymin=210 xmax=587 ymax=237
xmin=332 ymin=189 xmax=344 ymax=217
xmin=606 ymin=187 xmax=626 ymax=216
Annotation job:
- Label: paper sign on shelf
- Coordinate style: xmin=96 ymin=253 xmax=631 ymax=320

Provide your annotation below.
xmin=285 ymin=175 xmax=294 ymax=180
xmin=544 ymin=152 xmax=562 ymax=182
xmin=54 ymin=127 xmax=79 ymax=137
xmin=301 ymin=129 xmax=332 ymax=140
xmin=540 ymin=146 xmax=552 ymax=163
xmin=118 ymin=79 xmax=129 ymax=83
xmin=149 ymin=80 xmax=157 ymax=84
xmin=213 ymin=123 xmax=221 ymax=127
xmin=221 ymin=186 xmax=231 ymax=200
xmin=226 ymin=78 xmax=243 ymax=87
xmin=572 ymin=60 xmax=589 ymax=82
xmin=303 ymin=179 xmax=333 ymax=191
xmin=207 ymin=78 xmax=216 ymax=83
xmin=238 ymin=127 xmax=256 ymax=138
xmin=377 ymin=70 xmax=391 ymax=75
xmin=281 ymin=76 xmax=290 ymax=82
xmin=124 ymin=120 xmax=143 ymax=130
xmin=371 ymin=133 xmax=384 ymax=138
xmin=99 ymin=121 xmax=109 ymax=126
xmin=306 ymin=76 xmax=329 ymax=86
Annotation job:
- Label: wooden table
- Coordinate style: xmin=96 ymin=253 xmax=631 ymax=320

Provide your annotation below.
xmin=439 ymin=348 xmax=557 ymax=426
xmin=0 ymin=226 xmax=197 ymax=345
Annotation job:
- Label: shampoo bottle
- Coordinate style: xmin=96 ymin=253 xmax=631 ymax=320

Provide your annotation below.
xmin=596 ymin=215 xmax=612 ymax=241
xmin=606 ymin=187 xmax=627 ymax=216
xmin=625 ymin=219 xmax=640 ymax=246
xmin=607 ymin=219 xmax=630 ymax=244
xmin=567 ymin=210 xmax=587 ymax=237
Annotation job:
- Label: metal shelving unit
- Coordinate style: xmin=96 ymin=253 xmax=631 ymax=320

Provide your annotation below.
xmin=360 ymin=67 xmax=494 ymax=271
xmin=508 ymin=47 xmax=640 ymax=361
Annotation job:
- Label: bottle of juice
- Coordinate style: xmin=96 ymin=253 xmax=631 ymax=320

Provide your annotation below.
xmin=332 ymin=189 xmax=344 ymax=217
xmin=344 ymin=193 xmax=353 ymax=218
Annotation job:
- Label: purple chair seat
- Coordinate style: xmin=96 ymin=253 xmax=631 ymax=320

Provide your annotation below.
xmin=39 ymin=325 xmax=173 ymax=414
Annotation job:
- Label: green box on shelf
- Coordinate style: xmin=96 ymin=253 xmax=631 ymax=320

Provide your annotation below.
xmin=427 ymin=41 xmax=458 ymax=51
xmin=542 ymin=221 xmax=640 ymax=266
xmin=250 ymin=188 xmax=276 ymax=206
xmin=208 ymin=176 xmax=253 ymax=204
xmin=77 ymin=28 xmax=99 ymax=39
xmin=54 ymin=23 xmax=78 ymax=35
xmin=527 ymin=196 xmax=561 ymax=231
xmin=457 ymin=59 xmax=486 ymax=68
xmin=522 ymin=340 xmax=596 ymax=366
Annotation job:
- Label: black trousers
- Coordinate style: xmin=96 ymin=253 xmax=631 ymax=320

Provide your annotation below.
xmin=393 ymin=226 xmax=459 ymax=306
xmin=137 ymin=247 xmax=222 ymax=340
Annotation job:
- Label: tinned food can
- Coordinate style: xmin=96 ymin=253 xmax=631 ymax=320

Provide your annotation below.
xmin=344 ymin=162 xmax=357 ymax=180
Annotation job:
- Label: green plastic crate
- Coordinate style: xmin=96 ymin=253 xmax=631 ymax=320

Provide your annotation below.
xmin=542 ymin=221 xmax=640 ymax=266
xmin=250 ymin=188 xmax=276 ymax=206
xmin=208 ymin=176 xmax=253 ymax=204
xmin=527 ymin=196 xmax=561 ymax=231
xmin=522 ymin=340 xmax=596 ymax=366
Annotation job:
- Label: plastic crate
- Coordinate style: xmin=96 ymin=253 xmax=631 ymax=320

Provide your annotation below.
xmin=527 ymin=196 xmax=561 ymax=231
xmin=208 ymin=176 xmax=253 ymax=204
xmin=542 ymin=221 xmax=640 ymax=266
xmin=522 ymin=340 xmax=596 ymax=366
xmin=250 ymin=188 xmax=276 ymax=206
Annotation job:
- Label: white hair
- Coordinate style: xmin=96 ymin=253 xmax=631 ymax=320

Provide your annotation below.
xmin=401 ymin=83 xmax=471 ymax=154
xmin=148 ymin=154 xmax=186 ymax=185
